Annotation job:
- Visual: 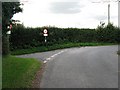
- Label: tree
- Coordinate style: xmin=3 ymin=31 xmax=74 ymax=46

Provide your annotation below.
xmin=2 ymin=2 xmax=22 ymax=55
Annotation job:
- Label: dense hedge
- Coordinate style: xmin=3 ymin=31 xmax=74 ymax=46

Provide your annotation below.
xmin=10 ymin=24 xmax=120 ymax=50
xmin=96 ymin=23 xmax=120 ymax=43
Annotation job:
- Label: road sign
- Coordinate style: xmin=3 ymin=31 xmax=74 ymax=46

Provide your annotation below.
xmin=6 ymin=30 xmax=11 ymax=35
xmin=10 ymin=24 xmax=12 ymax=30
xmin=43 ymin=29 xmax=48 ymax=36
xmin=44 ymin=29 xmax=48 ymax=34
xmin=7 ymin=24 xmax=12 ymax=30
xmin=7 ymin=26 xmax=10 ymax=29
xmin=44 ymin=34 xmax=48 ymax=36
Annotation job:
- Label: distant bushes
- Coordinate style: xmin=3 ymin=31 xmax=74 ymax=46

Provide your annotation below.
xmin=96 ymin=23 xmax=120 ymax=43
xmin=10 ymin=24 xmax=120 ymax=50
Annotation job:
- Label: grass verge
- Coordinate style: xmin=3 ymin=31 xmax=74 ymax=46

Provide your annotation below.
xmin=2 ymin=56 xmax=41 ymax=88
xmin=11 ymin=42 xmax=116 ymax=55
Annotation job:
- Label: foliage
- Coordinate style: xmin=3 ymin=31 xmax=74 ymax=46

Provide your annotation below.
xmin=2 ymin=2 xmax=22 ymax=35
xmin=96 ymin=23 xmax=120 ymax=43
xmin=10 ymin=26 xmax=97 ymax=50
xmin=2 ymin=2 xmax=22 ymax=55
xmin=10 ymin=24 xmax=119 ymax=51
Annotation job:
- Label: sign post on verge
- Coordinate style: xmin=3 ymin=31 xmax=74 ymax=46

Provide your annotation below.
xmin=43 ymin=29 xmax=48 ymax=45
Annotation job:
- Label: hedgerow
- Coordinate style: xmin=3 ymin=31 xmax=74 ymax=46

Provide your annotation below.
xmin=10 ymin=24 xmax=120 ymax=51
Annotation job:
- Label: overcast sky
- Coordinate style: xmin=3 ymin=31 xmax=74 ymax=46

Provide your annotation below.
xmin=12 ymin=0 xmax=118 ymax=28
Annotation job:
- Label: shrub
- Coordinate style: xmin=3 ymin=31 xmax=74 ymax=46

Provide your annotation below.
xmin=10 ymin=24 xmax=120 ymax=51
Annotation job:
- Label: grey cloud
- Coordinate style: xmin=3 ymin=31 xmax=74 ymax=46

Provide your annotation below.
xmin=94 ymin=15 xmax=107 ymax=21
xmin=50 ymin=2 xmax=84 ymax=14
xmin=94 ymin=15 xmax=118 ymax=21
xmin=111 ymin=16 xmax=118 ymax=19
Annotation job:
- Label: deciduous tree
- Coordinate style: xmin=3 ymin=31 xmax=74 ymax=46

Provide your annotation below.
xmin=2 ymin=2 xmax=22 ymax=55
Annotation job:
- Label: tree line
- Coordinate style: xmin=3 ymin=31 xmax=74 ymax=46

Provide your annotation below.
xmin=10 ymin=23 xmax=120 ymax=51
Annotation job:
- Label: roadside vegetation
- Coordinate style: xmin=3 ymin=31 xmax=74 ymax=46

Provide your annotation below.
xmin=10 ymin=23 xmax=119 ymax=55
xmin=2 ymin=56 xmax=41 ymax=88
xmin=11 ymin=42 xmax=115 ymax=55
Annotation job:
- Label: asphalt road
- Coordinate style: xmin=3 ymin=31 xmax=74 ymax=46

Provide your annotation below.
xmin=17 ymin=45 xmax=118 ymax=88
xmin=40 ymin=45 xmax=118 ymax=88
xmin=16 ymin=49 xmax=64 ymax=61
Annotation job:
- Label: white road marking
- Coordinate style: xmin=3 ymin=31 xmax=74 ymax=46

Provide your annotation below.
xmin=54 ymin=54 xmax=58 ymax=56
xmin=44 ymin=50 xmax=66 ymax=63
xmin=46 ymin=58 xmax=51 ymax=60
xmin=57 ymin=51 xmax=64 ymax=55
xmin=57 ymin=52 xmax=61 ymax=55
xmin=51 ymin=55 xmax=56 ymax=58
xmin=43 ymin=60 xmax=47 ymax=63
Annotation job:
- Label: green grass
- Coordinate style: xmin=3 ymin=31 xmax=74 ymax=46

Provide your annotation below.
xmin=11 ymin=42 xmax=116 ymax=55
xmin=2 ymin=56 xmax=41 ymax=88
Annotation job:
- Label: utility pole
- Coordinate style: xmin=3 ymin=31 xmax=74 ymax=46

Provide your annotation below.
xmin=108 ymin=4 xmax=110 ymax=24
xmin=92 ymin=0 xmax=117 ymax=24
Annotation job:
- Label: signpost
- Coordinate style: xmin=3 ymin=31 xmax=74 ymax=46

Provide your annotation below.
xmin=43 ymin=29 xmax=48 ymax=44
xmin=6 ymin=24 xmax=12 ymax=35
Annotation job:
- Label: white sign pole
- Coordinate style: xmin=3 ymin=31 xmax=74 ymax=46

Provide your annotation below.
xmin=45 ymin=36 xmax=47 ymax=43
